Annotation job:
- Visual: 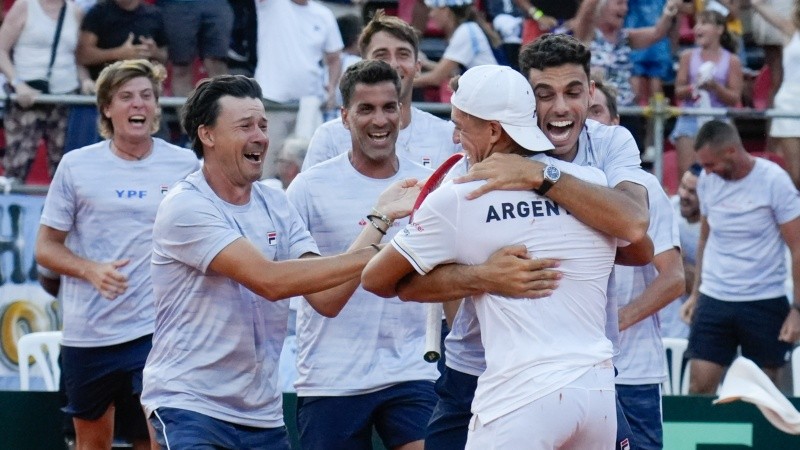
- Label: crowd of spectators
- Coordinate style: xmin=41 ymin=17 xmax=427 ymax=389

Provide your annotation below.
xmin=0 ymin=0 xmax=797 ymax=190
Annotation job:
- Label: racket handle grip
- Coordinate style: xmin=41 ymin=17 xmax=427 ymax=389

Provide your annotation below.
xmin=424 ymin=303 xmax=443 ymax=363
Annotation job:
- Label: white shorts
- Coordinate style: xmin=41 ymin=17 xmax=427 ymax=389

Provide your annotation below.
xmin=465 ymin=363 xmax=617 ymax=450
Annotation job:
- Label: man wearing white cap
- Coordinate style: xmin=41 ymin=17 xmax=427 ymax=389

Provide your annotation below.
xmin=363 ymin=65 xmax=618 ymax=450
xmin=364 ymin=34 xmax=650 ymax=450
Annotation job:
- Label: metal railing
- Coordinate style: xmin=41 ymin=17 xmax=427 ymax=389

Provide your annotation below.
xmin=0 ymin=92 xmax=791 ymax=193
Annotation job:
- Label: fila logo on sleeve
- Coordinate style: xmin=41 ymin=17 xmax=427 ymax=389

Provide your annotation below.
xmin=267 ymin=232 xmax=277 ymax=246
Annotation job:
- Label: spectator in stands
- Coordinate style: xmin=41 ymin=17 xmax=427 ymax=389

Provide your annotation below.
xmin=572 ymin=0 xmax=680 ymax=107
xmin=34 ymin=59 xmax=199 ymax=450
xmin=750 ymin=0 xmax=800 ymax=188
xmin=681 ymin=120 xmax=800 ymax=393
xmin=0 ymin=0 xmax=90 ymax=183
xmin=255 ymin=0 xmax=343 ymax=178
xmin=158 ymin=0 xmax=232 ymax=97
xmin=750 ymin=0 xmax=794 ymax=107
xmin=276 ymin=136 xmax=308 ymax=189
xmin=625 ymin=0 xmax=675 ymax=108
xmin=74 ymin=0 xmax=167 ymax=151
xmin=413 ymin=0 xmax=500 ymax=98
xmin=486 ymin=0 xmax=557 ymax=70
xmin=303 ymin=10 xmax=460 ymax=171
xmin=227 ymin=0 xmax=257 ymax=76
xmin=671 ymin=9 xmax=742 ymax=187
xmin=327 ymin=13 xmax=363 ymax=119
xmin=661 ymin=164 xmax=702 ymax=339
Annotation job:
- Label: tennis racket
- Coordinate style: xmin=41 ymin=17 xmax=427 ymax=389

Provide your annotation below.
xmin=412 ymin=153 xmax=464 ymax=363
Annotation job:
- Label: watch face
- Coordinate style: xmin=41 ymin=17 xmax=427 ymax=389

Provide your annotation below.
xmin=544 ymin=165 xmax=561 ymax=181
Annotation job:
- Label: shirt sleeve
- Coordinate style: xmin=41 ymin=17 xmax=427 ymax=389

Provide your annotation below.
xmin=601 ymin=126 xmax=644 ymax=188
xmin=303 ymin=125 xmax=338 ymax=171
xmin=323 ymin=11 xmax=344 ymax=53
xmin=769 ymin=166 xmax=800 ymax=225
xmin=442 ymin=24 xmax=476 ymax=67
xmin=80 ymin=4 xmax=102 ymax=33
xmin=391 ymin=183 xmax=460 ymax=275
xmin=648 ymin=184 xmax=682 ymax=255
xmin=40 ymin=158 xmax=76 ymax=232
xmin=152 ymin=191 xmax=241 ymax=273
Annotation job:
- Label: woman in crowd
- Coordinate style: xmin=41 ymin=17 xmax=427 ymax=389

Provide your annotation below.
xmin=0 ymin=0 xmax=91 ymax=183
xmin=751 ymin=0 xmax=800 ymax=188
xmin=573 ymin=0 xmax=681 ymax=108
xmin=671 ymin=9 xmax=742 ymax=185
xmin=413 ymin=0 xmax=499 ymax=100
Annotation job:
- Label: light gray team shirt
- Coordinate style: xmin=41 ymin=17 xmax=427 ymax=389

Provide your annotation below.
xmin=39 ymin=139 xmax=199 ymax=347
xmin=287 ymin=153 xmax=439 ymax=396
xmin=607 ymin=170 xmax=680 ymax=385
xmin=302 ymin=106 xmax=460 ymax=171
xmin=698 ymin=158 xmax=800 ymax=301
xmin=444 ymin=119 xmax=644 ymax=377
xmin=141 ymin=171 xmax=319 ymax=428
xmin=659 ymin=196 xmax=700 ymax=339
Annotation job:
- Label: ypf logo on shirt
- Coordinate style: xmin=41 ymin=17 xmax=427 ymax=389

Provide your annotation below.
xmin=267 ymin=231 xmax=277 ymax=246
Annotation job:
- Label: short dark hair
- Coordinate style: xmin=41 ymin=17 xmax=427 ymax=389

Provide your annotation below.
xmin=592 ymin=77 xmax=619 ymax=120
xmin=339 ymin=60 xmax=400 ymax=108
xmin=359 ymin=9 xmax=420 ymax=58
xmin=181 ymin=75 xmax=264 ymax=158
xmin=694 ymin=120 xmax=741 ymax=151
xmin=518 ymin=34 xmax=591 ymax=80
xmin=338 ymin=14 xmax=363 ymax=49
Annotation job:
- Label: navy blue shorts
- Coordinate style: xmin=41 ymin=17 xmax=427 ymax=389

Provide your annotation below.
xmin=616 ymin=384 xmax=663 ymax=450
xmin=615 ymin=390 xmax=635 ymax=450
xmin=424 ymin=366 xmax=477 ymax=450
xmin=150 ymin=407 xmax=291 ymax=450
xmin=297 ymin=380 xmax=436 ymax=450
xmin=688 ymin=294 xmax=792 ymax=368
xmin=61 ymin=334 xmax=152 ymax=440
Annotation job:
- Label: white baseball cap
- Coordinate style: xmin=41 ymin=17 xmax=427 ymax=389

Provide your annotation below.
xmin=450 ymin=65 xmax=553 ymax=152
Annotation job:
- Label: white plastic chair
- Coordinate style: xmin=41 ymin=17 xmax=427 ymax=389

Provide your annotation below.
xmin=663 ymin=337 xmax=691 ymax=395
xmin=17 ymin=331 xmax=62 ymax=391
xmin=792 ymin=346 xmax=800 ymax=397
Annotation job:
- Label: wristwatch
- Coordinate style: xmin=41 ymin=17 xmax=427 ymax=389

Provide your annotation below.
xmin=535 ymin=164 xmax=561 ymax=196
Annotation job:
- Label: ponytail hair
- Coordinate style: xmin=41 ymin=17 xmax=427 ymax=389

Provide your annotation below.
xmin=450 ymin=5 xmax=503 ymax=48
xmin=697 ymin=10 xmax=737 ymax=54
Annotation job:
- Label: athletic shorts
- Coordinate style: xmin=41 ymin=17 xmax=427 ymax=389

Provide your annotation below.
xmin=616 ymin=384 xmax=663 ymax=450
xmin=149 ymin=407 xmax=291 ymax=450
xmin=61 ymin=334 xmax=152 ymax=440
xmin=687 ymin=294 xmax=793 ymax=368
xmin=159 ymin=0 xmax=233 ymax=64
xmin=630 ymin=49 xmax=674 ymax=81
xmin=424 ymin=366 xmax=478 ymax=450
xmin=297 ymin=380 xmax=436 ymax=450
xmin=615 ymin=391 xmax=635 ymax=450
